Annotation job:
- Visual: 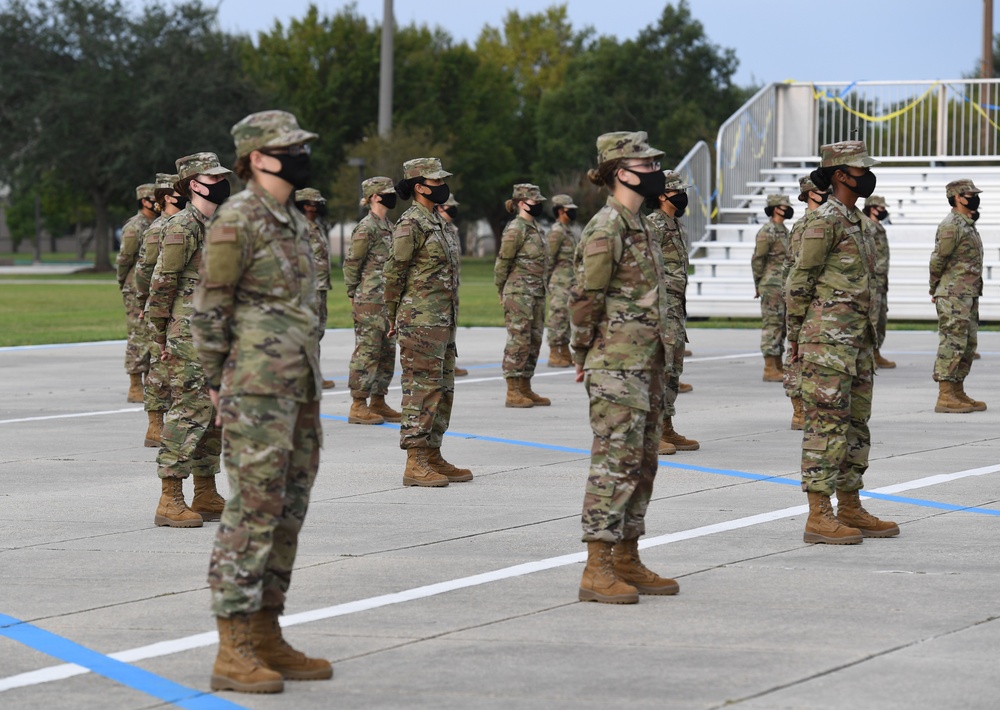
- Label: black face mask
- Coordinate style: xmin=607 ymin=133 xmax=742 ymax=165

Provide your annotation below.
xmin=261 ymin=153 xmax=311 ymax=190
xmin=419 ymin=183 xmax=450 ymax=205
xmin=621 ymin=168 xmax=667 ymax=199
xmin=195 ymin=179 xmax=231 ymax=206
xmin=525 ymin=202 xmax=543 ymax=218
xmin=971 ymin=210 xmax=981 ymax=222
xmin=378 ymin=193 xmax=397 ymax=210
xmin=963 ymin=194 xmax=981 ymax=212
xmin=780 ymin=206 xmax=794 ymax=219
xmin=667 ymin=193 xmax=689 ymax=216
xmin=876 ymin=208 xmax=889 ymax=221
xmin=171 ymin=194 xmax=188 ymax=211
xmin=811 ymin=191 xmax=828 ymax=206
xmin=843 ymin=170 xmax=877 ymax=198
xmin=564 ymin=208 xmax=577 ymax=222
xmin=444 ymin=206 xmax=458 ymax=220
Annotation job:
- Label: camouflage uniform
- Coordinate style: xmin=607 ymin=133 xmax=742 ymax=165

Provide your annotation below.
xmin=383 ymin=159 xmax=460 ymax=450
xmin=786 ymin=176 xmax=879 ymax=496
xmin=753 ymin=195 xmax=790 ymax=358
xmin=117 ymin=184 xmax=155 ymax=376
xmin=496 ymin=184 xmax=548 ymax=379
xmin=191 ymin=111 xmax=323 ymax=618
xmin=571 ymin=132 xmax=672 ymax=543
xmin=344 ymin=177 xmax=397 ymax=397
xmin=866 ymin=196 xmax=891 ymax=350
xmin=930 ymin=181 xmax=983 ymax=383
xmin=545 ymin=194 xmax=580 ymax=349
xmin=295 ymin=188 xmax=331 ymax=338
xmin=147 ymin=156 xmax=229 ymax=482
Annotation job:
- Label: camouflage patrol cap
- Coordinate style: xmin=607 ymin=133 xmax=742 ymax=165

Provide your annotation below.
xmin=361 ymin=177 xmax=395 ymax=200
xmin=175 ymin=152 xmax=232 ymax=181
xmin=946 ymin=179 xmax=983 ymax=198
xmin=444 ymin=193 xmax=460 ymax=207
xmin=766 ymin=194 xmax=791 ymax=208
xmin=596 ymin=131 xmax=664 ymax=165
xmin=797 ymin=175 xmax=819 ymax=199
xmin=403 ymin=157 xmax=452 ymax=180
xmin=551 ymin=194 xmax=578 ymax=209
xmin=135 ymin=184 xmax=155 ymax=200
xmin=864 ymin=195 xmax=887 ymax=208
xmin=819 ymin=140 xmax=879 ymax=168
xmin=512 ymin=183 xmax=547 ymax=202
xmin=231 ymin=110 xmax=318 ymax=159
xmin=155 ymin=173 xmax=178 ymax=191
xmin=295 ymin=188 xmax=326 ymax=204
xmin=663 ymin=171 xmax=690 ymax=192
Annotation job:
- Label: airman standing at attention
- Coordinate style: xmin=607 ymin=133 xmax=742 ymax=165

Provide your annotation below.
xmin=646 ymin=171 xmax=699 ymax=455
xmin=572 ymin=131 xmax=679 ymax=604
xmin=193 ymin=110 xmax=332 ymax=693
xmin=294 ymin=188 xmax=336 ymax=389
xmin=863 ymin=195 xmax=896 ymax=369
xmin=435 ymin=193 xmax=469 ymax=377
xmin=384 ymin=158 xmax=472 ymax=487
xmin=782 ymin=176 xmax=827 ymax=430
xmin=496 ymin=184 xmax=550 ymax=408
xmin=117 ymin=183 xmax=157 ymax=403
xmin=930 ymin=179 xmax=985 ymax=413
xmin=147 ymin=153 xmax=230 ymax=528
xmin=753 ymin=194 xmax=791 ymax=382
xmin=343 ymin=176 xmax=400 ymax=425
xmin=787 ymin=140 xmax=898 ymax=545
xmin=544 ymin=194 xmax=579 ymax=369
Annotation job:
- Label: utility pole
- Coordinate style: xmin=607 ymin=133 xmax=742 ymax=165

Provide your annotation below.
xmin=378 ymin=0 xmax=394 ymax=137
xmin=983 ymin=0 xmax=994 ymax=78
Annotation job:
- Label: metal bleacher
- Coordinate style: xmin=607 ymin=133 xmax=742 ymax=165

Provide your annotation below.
xmin=677 ymin=80 xmax=1000 ymax=320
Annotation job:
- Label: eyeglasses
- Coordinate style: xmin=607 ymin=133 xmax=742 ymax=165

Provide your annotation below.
xmin=265 ymin=143 xmax=311 ymax=157
xmin=622 ymin=161 xmax=661 ymax=172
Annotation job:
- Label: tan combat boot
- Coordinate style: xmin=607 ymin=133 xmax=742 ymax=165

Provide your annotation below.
xmin=211 ymin=614 xmax=284 ymax=694
xmin=657 ymin=437 xmax=677 ymax=455
xmin=546 ymin=344 xmax=572 ymax=368
xmin=935 ymin=381 xmax=974 ymax=413
xmin=661 ymin=416 xmax=699 ymax=451
xmin=955 ymin=381 xmax=987 ymax=411
xmin=612 ymin=537 xmax=679 ymax=595
xmin=454 ymin=366 xmax=469 ymax=377
xmin=426 ymin=448 xmax=473 ymax=482
xmin=154 ymin=478 xmax=203 ymax=528
xmin=762 ymin=356 xmax=783 ymax=382
xmin=522 ymin=378 xmax=551 ymax=406
xmin=684 ymin=348 xmax=692 ymax=356
xmin=803 ymin=491 xmax=863 ymax=544
xmin=874 ymin=349 xmax=896 ymax=369
xmin=836 ymin=490 xmax=900 ymax=538
xmin=127 ymin=373 xmax=144 ymax=403
xmin=322 ymin=378 xmax=336 ymax=389
xmin=144 ymin=410 xmax=164 ymax=447
xmin=192 ymin=476 xmax=226 ymax=522
xmin=579 ymin=541 xmax=639 ymax=604
xmin=678 ymin=381 xmax=693 ymax=393
xmin=790 ymin=397 xmax=804 ymax=430
xmin=368 ymin=394 xmax=402 ymax=422
xmin=403 ymin=448 xmax=449 ymax=487
xmin=250 ymin=608 xmax=333 ymax=680
xmin=348 ymin=396 xmax=385 ymax=425
xmin=505 ymin=378 xmax=534 ymax=408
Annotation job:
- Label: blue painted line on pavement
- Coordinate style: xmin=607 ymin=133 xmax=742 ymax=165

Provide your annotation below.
xmin=0 ymin=614 xmax=246 ymax=710
xmin=319 ymin=414 xmax=1000 ymax=516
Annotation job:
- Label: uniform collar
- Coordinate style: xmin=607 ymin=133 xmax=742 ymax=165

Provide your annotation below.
xmin=953 ymin=209 xmax=975 ymax=226
xmin=249 ymin=179 xmax=293 ymax=225
xmin=185 ymin=202 xmax=210 ymax=225
xmin=828 ymin=194 xmax=861 ymax=223
xmin=607 ymin=195 xmax=644 ymax=231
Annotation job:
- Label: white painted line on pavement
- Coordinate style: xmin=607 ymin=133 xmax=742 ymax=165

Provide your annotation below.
xmin=0 ymin=408 xmax=143 ymax=425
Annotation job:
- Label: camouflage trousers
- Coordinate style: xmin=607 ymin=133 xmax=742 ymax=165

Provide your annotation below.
xmin=156 ymin=342 xmax=221 ymax=479
xmin=348 ymin=301 xmax=396 ymax=396
xmin=545 ymin=282 xmax=572 ymax=347
xmin=799 ymin=344 xmax=873 ymax=496
xmin=316 ymin=290 xmax=329 ymax=339
xmin=122 ymin=289 xmax=151 ymax=374
xmin=208 ymin=397 xmax=322 ymax=617
xmin=782 ymin=348 xmax=802 ymax=399
xmin=502 ymin=292 xmax=544 ymax=378
xmin=581 ymin=362 xmax=666 ymax=543
xmin=662 ymin=326 xmax=685 ymax=418
xmin=144 ymin=340 xmax=171 ymax=412
xmin=876 ymin=286 xmax=889 ymax=349
xmin=398 ymin=325 xmax=455 ymax=450
xmin=758 ymin=283 xmax=786 ymax=357
xmin=934 ymin=296 xmax=978 ymax=382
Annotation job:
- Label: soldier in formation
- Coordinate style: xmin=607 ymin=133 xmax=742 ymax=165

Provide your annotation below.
xmin=753 ymin=194 xmax=791 ymax=382
xmin=343 ymin=176 xmax=401 ymax=425
xmin=544 ymin=193 xmax=579 ymax=369
xmin=929 ymin=179 xmax=986 ymax=414
xmin=435 ymin=194 xmax=469 ymax=377
xmin=117 ymin=183 xmax=157 ymax=402
xmin=147 ymin=153 xmax=229 ymax=528
xmin=862 ymin=195 xmax=896 ymax=369
xmin=646 ymin=171 xmax=699 ymax=455
xmin=496 ymin=183 xmax=551 ymax=408
xmin=384 ymin=158 xmax=472 ymax=487
xmin=193 ymin=110 xmax=332 ymax=693
xmin=571 ymin=131 xmax=679 ymax=604
xmin=295 ymin=187 xmax=337 ymax=389
xmin=786 ymin=140 xmax=899 ymax=545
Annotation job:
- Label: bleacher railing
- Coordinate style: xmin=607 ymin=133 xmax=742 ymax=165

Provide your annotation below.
xmin=715 ymin=84 xmax=777 ymax=212
xmin=674 ymin=140 xmax=712 ymax=248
